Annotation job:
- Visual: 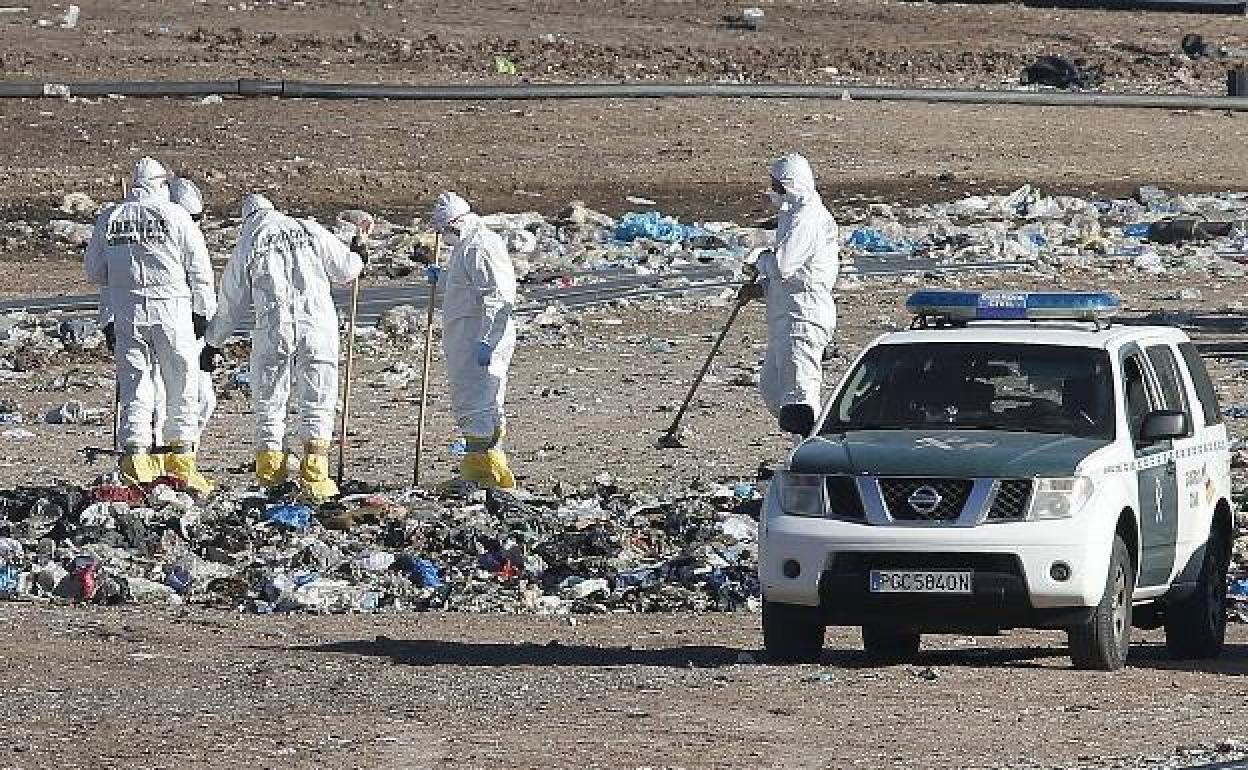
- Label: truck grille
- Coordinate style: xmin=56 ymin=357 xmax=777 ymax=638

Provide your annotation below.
xmin=986 ymin=479 xmax=1033 ymax=521
xmin=825 ymin=475 xmax=865 ymax=521
xmin=879 ymin=478 xmax=973 ymax=522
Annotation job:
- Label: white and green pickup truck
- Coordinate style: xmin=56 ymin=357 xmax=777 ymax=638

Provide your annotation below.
xmin=760 ymin=290 xmax=1232 ymax=670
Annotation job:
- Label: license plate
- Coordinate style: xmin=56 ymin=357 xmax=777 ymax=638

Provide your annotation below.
xmin=869 ymin=570 xmax=972 ymax=594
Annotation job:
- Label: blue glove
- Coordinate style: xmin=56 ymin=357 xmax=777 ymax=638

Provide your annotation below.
xmin=476 ymin=340 xmax=493 ymax=367
xmin=425 ymin=265 xmax=442 ymax=285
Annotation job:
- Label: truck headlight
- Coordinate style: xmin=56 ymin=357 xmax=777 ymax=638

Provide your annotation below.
xmin=781 ymin=473 xmax=825 ymax=517
xmin=1027 ymin=476 xmax=1093 ymax=520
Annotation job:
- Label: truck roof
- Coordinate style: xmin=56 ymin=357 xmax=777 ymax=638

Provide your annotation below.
xmin=874 ymin=322 xmax=1191 ymax=350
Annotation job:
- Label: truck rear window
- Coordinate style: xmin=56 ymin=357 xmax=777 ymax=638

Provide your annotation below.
xmin=1179 ymin=342 xmax=1223 ymax=427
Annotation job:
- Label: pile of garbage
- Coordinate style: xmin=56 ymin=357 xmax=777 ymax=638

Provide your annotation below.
xmin=837 ymin=184 xmax=1248 ymax=277
xmin=0 ymin=475 xmax=761 ymax=615
xmin=0 ymin=311 xmax=105 ymax=378
xmin=23 ymin=185 xmax=1248 ymax=296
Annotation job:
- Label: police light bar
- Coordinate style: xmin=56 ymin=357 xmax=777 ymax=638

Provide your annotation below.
xmin=906 ymin=290 xmax=1121 ymax=322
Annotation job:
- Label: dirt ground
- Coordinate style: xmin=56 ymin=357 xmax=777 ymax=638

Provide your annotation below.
xmin=1 ymin=604 xmax=1247 ymax=770
xmin=6 ymin=2 xmax=1248 ymax=768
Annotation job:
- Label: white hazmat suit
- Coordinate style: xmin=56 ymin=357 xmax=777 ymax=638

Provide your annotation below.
xmin=85 ymin=157 xmax=215 ymax=490
xmin=205 ymin=194 xmax=362 ymax=497
xmin=431 ymin=192 xmax=518 ymax=489
xmin=152 ymin=176 xmax=215 ymax=441
xmin=756 ymin=153 xmax=839 ymax=417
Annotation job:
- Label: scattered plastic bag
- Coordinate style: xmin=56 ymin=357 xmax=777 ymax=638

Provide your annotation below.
xmin=266 ymin=503 xmax=313 ymax=531
xmin=613 ymin=211 xmax=706 ymax=244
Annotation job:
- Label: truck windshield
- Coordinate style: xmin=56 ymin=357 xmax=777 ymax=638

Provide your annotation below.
xmin=824 ymin=343 xmax=1115 ymax=439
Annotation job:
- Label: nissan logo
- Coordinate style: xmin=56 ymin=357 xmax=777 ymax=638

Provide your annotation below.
xmin=908 ymin=485 xmax=943 ymax=515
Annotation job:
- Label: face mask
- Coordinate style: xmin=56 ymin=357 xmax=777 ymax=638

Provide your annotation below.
xmin=767 ymin=191 xmax=785 ymax=208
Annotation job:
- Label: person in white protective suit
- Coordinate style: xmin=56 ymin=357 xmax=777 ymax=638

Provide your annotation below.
xmin=150 ymin=176 xmax=216 ymax=447
xmin=428 ymin=192 xmax=518 ymax=489
xmin=85 ymin=157 xmax=216 ymax=493
xmin=201 ymin=194 xmax=365 ymax=500
xmin=737 ymin=153 xmax=839 ymax=417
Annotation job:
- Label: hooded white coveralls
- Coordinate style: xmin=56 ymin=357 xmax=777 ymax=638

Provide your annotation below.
xmin=152 ymin=177 xmax=216 ymax=440
xmin=758 ymin=153 xmax=839 ymax=417
xmin=441 ymin=212 xmax=517 ymax=441
xmin=205 ymin=196 xmax=362 ymax=451
xmin=85 ymin=160 xmax=215 ymax=450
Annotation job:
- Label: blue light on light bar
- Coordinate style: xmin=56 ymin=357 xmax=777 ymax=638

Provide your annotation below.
xmin=906 ymin=290 xmax=1121 ymax=322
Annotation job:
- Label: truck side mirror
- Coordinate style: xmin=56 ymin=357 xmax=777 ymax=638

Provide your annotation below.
xmin=1140 ymin=409 xmax=1188 ymax=443
xmin=778 ymin=403 xmax=815 ymax=436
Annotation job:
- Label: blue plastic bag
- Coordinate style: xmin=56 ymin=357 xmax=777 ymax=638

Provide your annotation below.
xmin=409 ymin=558 xmax=442 ymax=589
xmin=266 ymin=503 xmax=312 ymax=531
xmin=613 ymin=211 xmax=705 ymax=243
xmin=847 ymin=227 xmax=913 ymax=254
xmin=165 ymin=564 xmax=192 ymax=595
xmin=0 ymin=565 xmax=20 ymax=593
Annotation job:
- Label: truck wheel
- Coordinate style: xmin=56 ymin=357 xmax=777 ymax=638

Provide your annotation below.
xmin=1068 ymin=534 xmax=1133 ymax=671
xmin=1165 ymin=524 xmax=1229 ymax=659
xmin=861 ymin=625 xmax=921 ymax=662
xmin=763 ymin=600 xmax=825 ymax=664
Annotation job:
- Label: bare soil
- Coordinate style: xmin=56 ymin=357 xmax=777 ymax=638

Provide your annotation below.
xmin=4 ymin=3 xmax=1248 ymax=768
xmin=0 ymin=604 xmax=1247 ymax=770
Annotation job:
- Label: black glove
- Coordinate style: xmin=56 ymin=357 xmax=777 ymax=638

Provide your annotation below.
xmin=102 ymin=322 xmax=115 ymax=353
xmin=737 ymin=282 xmax=765 ymax=304
xmin=412 ymin=242 xmax=433 ymax=266
xmin=350 ymin=235 xmax=369 ymax=264
xmin=199 ymin=345 xmax=219 ymax=373
xmin=192 ymin=313 xmax=208 ymax=339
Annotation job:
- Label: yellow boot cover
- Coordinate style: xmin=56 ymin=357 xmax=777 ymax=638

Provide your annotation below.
xmin=299 ymin=439 xmax=339 ymax=501
xmin=119 ymin=447 xmax=161 ymax=486
xmin=255 ymin=449 xmax=288 ymax=488
xmin=165 ymin=444 xmax=215 ymax=495
xmin=460 ymin=446 xmax=516 ymax=490
xmin=151 ymin=453 xmax=170 ymax=478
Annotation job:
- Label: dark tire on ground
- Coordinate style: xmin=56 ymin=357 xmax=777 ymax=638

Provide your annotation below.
xmin=763 ymin=600 xmax=826 ymax=664
xmin=1165 ymin=523 xmax=1230 ymax=660
xmin=1068 ymin=534 xmax=1134 ymax=671
xmin=861 ymin=625 xmax=921 ymax=662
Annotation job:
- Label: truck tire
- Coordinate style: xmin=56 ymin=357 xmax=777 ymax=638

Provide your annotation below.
xmin=1068 ymin=534 xmax=1133 ymax=671
xmin=861 ymin=625 xmax=921 ymax=662
xmin=1165 ymin=524 xmax=1229 ymax=659
xmin=763 ymin=600 xmax=825 ymax=664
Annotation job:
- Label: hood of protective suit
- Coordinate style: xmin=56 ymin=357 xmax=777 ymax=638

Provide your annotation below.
xmin=169 ymin=177 xmax=204 ymax=217
xmin=769 ymin=153 xmax=819 ymax=204
xmin=431 ymin=192 xmax=471 ymax=231
xmin=241 ymin=193 xmax=275 ymax=222
xmin=132 ymin=157 xmax=170 ymax=196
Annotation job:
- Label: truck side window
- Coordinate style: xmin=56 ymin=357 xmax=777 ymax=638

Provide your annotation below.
xmin=1122 ymin=355 xmax=1150 ymax=442
xmin=1145 ymin=344 xmax=1193 ymax=438
xmin=1179 ymin=342 xmax=1223 ymax=427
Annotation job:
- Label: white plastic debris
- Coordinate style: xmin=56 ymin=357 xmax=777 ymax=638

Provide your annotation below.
xmin=47 ymin=219 xmax=93 ymax=246
xmin=59 ymin=192 xmax=97 ymax=217
xmin=58 ymin=3 xmax=78 ymax=28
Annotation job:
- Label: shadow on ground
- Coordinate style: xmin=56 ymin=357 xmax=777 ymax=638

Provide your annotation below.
xmin=289 ymin=636 xmax=1069 ymax=669
xmin=292 ymin=636 xmax=746 ymax=668
xmin=1127 ymin=642 xmax=1248 ymax=675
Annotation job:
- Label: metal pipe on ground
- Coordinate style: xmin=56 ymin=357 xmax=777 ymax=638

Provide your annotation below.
xmin=0 ymin=80 xmax=243 ymax=98
xmin=4 ymin=78 xmax=1248 ymax=111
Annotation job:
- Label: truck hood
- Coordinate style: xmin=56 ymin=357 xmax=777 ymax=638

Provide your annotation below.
xmin=788 ymin=430 xmax=1111 ymax=478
